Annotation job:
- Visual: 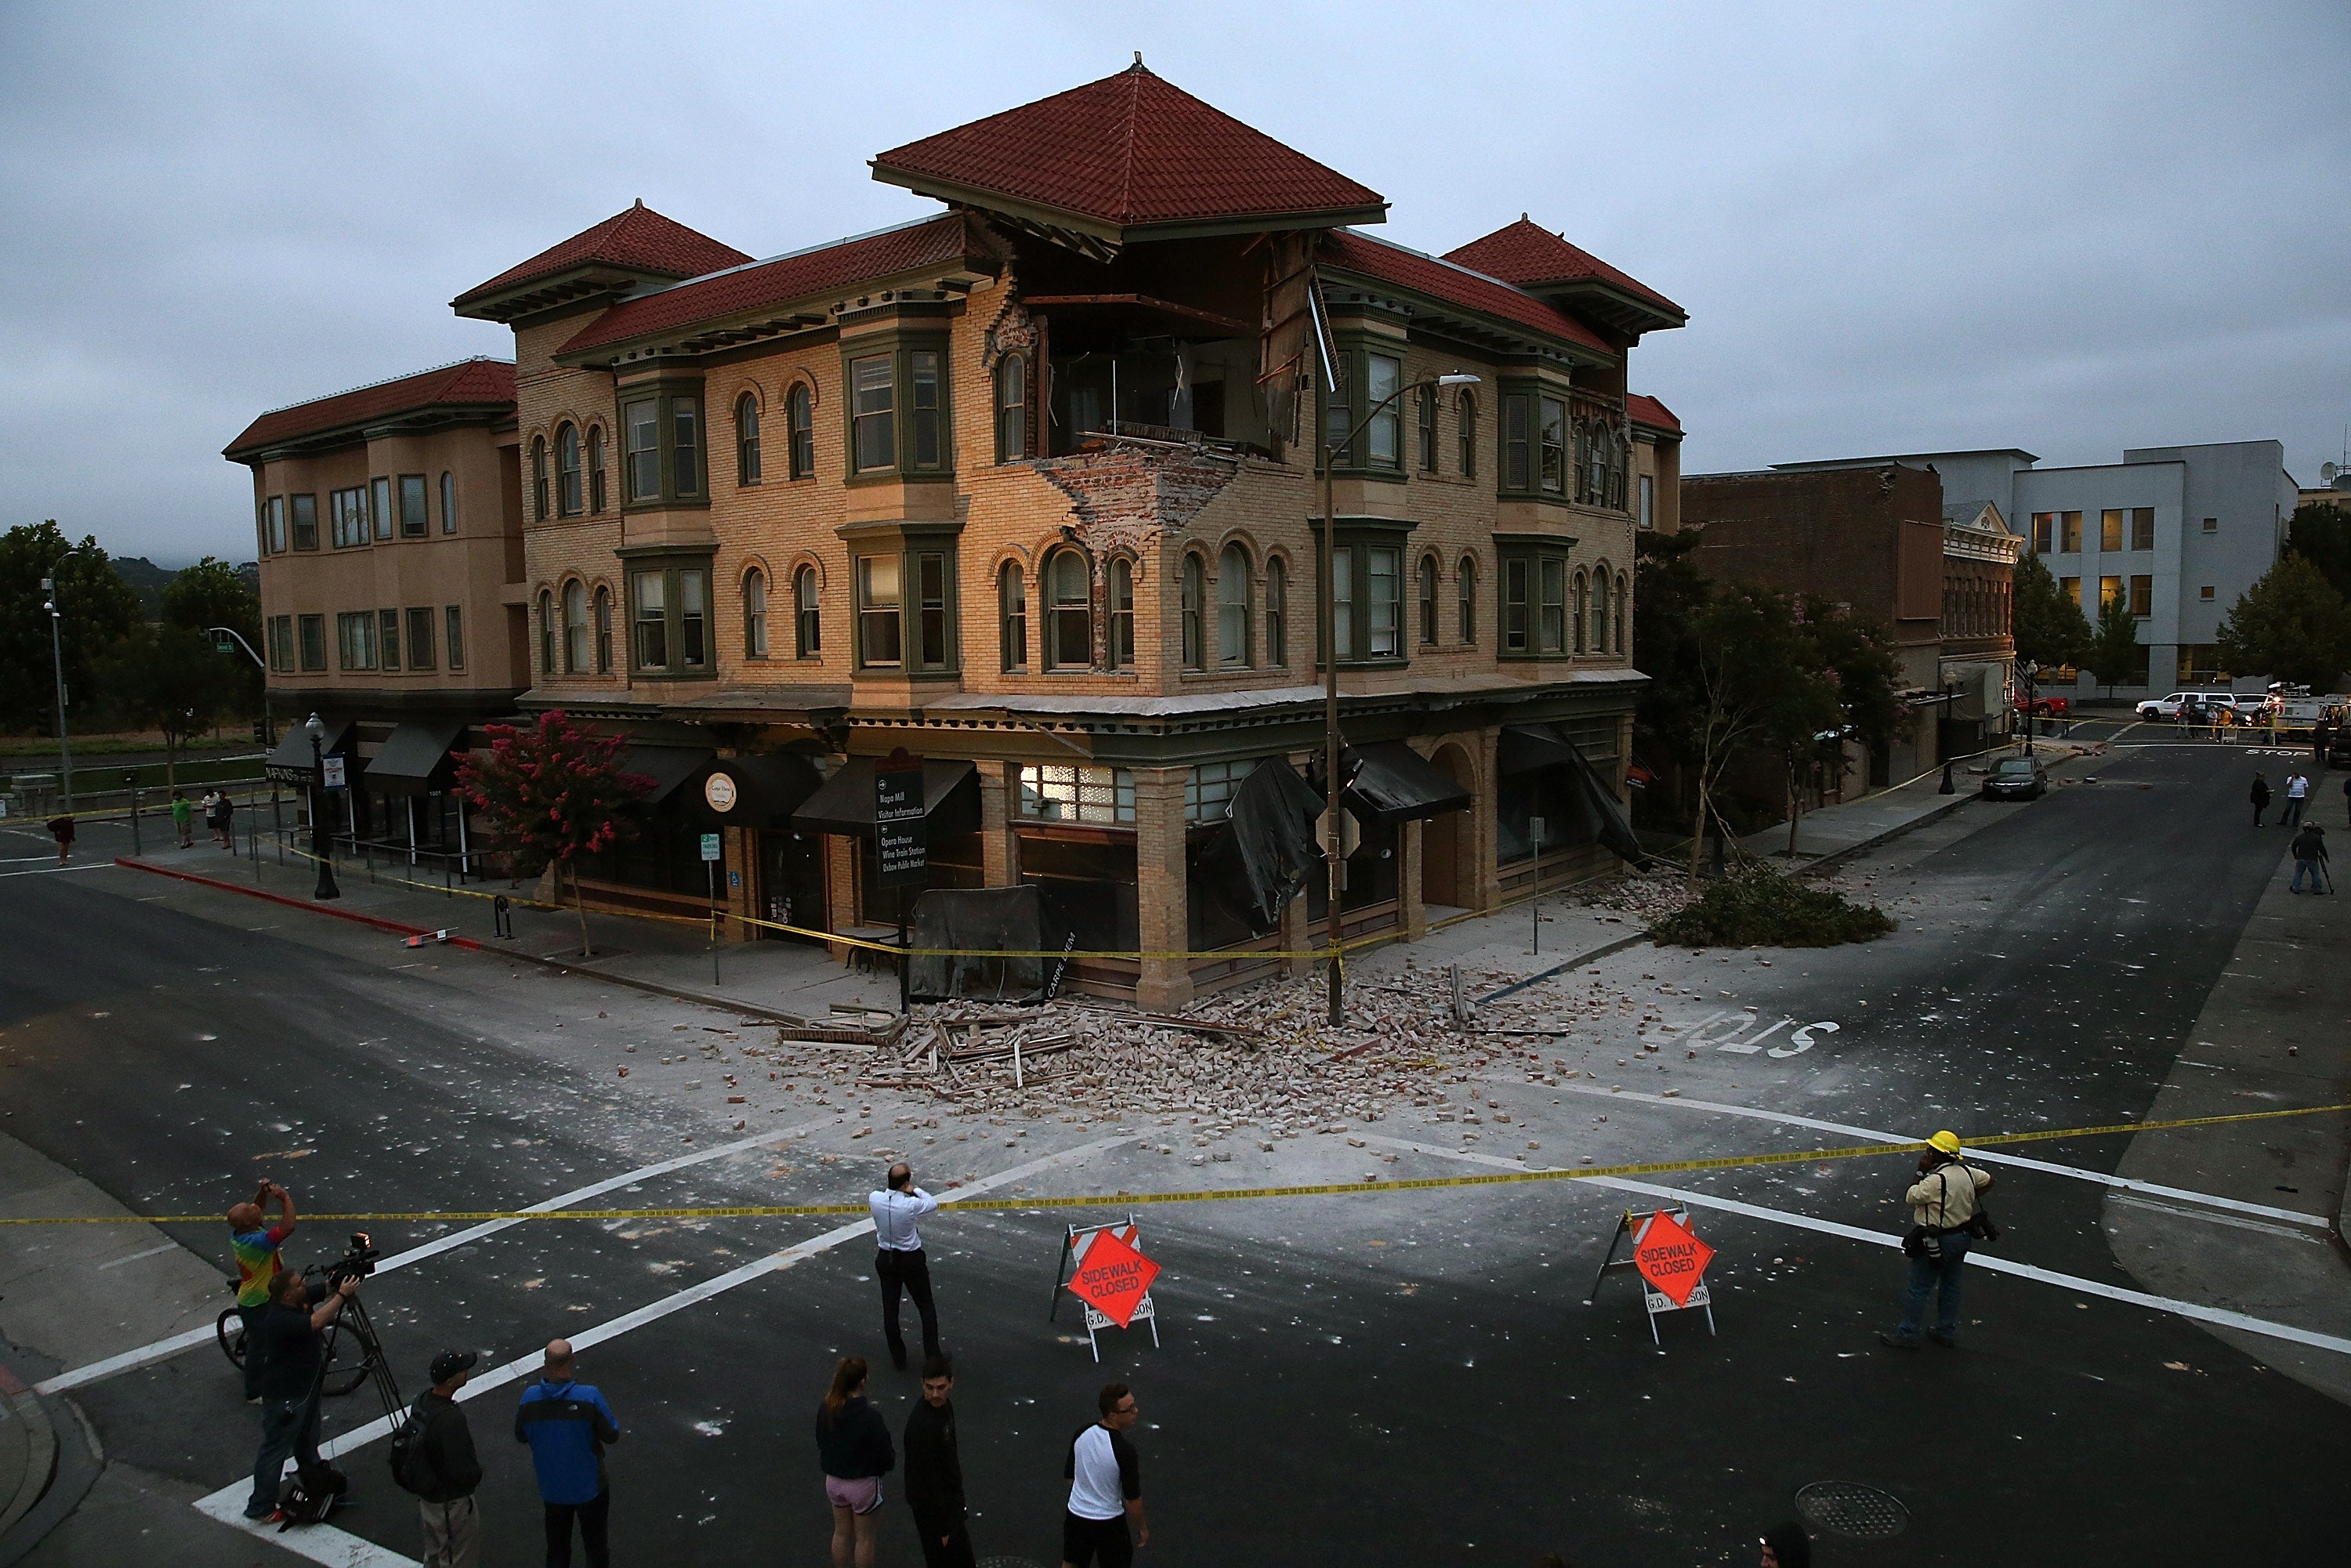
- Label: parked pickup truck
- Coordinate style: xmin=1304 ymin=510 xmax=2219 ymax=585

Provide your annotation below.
xmin=2016 ymin=694 xmax=2070 ymax=718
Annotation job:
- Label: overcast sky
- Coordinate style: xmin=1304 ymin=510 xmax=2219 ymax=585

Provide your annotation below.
xmin=4 ymin=2 xmax=2345 ymax=565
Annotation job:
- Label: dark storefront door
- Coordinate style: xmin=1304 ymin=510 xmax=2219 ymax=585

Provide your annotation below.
xmin=760 ymin=829 xmax=828 ymax=943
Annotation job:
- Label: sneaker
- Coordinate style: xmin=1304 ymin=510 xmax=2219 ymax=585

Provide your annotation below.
xmin=1877 ymin=1331 xmax=1922 ymax=1349
xmin=245 ymin=1393 xmax=261 ymax=1405
xmin=1929 ymin=1330 xmax=1958 ymax=1347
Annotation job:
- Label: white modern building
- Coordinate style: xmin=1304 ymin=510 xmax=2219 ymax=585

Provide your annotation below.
xmin=1776 ymin=441 xmax=2298 ymax=698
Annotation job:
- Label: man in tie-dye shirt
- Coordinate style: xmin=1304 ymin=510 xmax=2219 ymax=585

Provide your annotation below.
xmin=227 ymin=1181 xmax=299 ymax=1402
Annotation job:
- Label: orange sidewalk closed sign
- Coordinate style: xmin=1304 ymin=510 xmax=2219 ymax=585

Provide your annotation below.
xmin=1633 ymin=1210 xmax=1715 ymax=1308
xmin=1066 ymin=1225 xmax=1161 ymax=1328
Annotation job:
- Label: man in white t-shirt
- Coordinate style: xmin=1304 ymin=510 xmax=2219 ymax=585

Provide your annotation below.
xmin=1061 ymin=1382 xmax=1146 ymax=1568
xmin=2283 ymin=773 xmax=2310 ymax=827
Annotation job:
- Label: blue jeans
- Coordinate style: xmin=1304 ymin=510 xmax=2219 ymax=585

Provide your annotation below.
xmin=247 ymin=1393 xmax=322 ymax=1517
xmin=1896 ymin=1231 xmax=1970 ymax=1338
xmin=2281 ymin=798 xmax=2305 ymax=827
xmin=2291 ymin=859 xmax=2330 ymax=893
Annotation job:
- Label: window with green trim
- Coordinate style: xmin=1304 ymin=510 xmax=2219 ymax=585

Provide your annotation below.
xmin=627 ymin=560 xmax=712 ymax=675
xmin=1499 ymin=546 xmax=1578 ymax=658
xmin=845 ymin=339 xmax=952 ymax=480
xmin=1318 ymin=535 xmax=1407 ymax=664
xmin=618 ymin=382 xmax=705 ymax=506
xmin=853 ymin=545 xmax=958 ymax=672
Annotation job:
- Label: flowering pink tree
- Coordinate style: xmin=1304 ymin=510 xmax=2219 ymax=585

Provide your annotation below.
xmin=455 ymin=710 xmax=652 ymax=957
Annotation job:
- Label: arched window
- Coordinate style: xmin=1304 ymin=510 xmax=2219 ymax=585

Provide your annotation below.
xmin=1458 ymin=554 xmax=1476 ymax=644
xmin=1590 ymin=568 xmax=1610 ymax=653
xmin=794 ymin=565 xmax=820 ymax=657
xmin=1588 ymin=429 xmax=1610 ymax=507
xmin=537 ymin=589 xmax=556 ymax=675
xmin=1047 ymin=549 xmax=1092 ymax=669
xmin=1418 ymin=555 xmax=1440 ymax=646
xmin=1181 ymin=552 xmax=1205 ymax=671
xmin=744 ymin=568 xmax=768 ymax=657
xmin=592 ymin=585 xmax=612 ymax=673
xmin=736 ymin=394 xmax=762 ymax=484
xmin=530 ymin=436 xmax=549 ymax=522
xmin=999 ymin=560 xmax=1027 ymax=670
xmin=1614 ymin=572 xmax=1628 ymax=655
xmin=556 ymin=424 xmax=581 ymax=516
xmin=563 ymin=580 xmax=589 ymax=672
xmin=1573 ymin=570 xmax=1589 ymax=654
xmin=586 ymin=427 xmax=606 ymax=512
xmin=1110 ymin=558 xmax=1136 ymax=669
xmin=1458 ymin=393 xmax=1477 ymax=479
xmin=1264 ymin=557 xmax=1287 ymax=667
xmin=439 ymin=470 xmax=456 ymax=534
xmin=787 ymin=384 xmax=814 ymax=479
xmin=995 ymin=356 xmax=1027 ymax=462
xmin=1217 ymin=544 xmax=1252 ymax=667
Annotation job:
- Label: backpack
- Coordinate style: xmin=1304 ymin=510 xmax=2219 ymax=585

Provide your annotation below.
xmin=388 ymin=1397 xmax=433 ymax=1495
xmin=276 ymin=1462 xmax=348 ymax=1529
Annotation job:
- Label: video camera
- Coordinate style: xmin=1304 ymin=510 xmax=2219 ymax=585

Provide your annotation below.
xmin=324 ymin=1231 xmax=380 ymax=1286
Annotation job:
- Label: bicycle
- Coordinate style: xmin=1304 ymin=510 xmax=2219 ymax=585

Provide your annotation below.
xmin=215 ymin=1240 xmax=391 ymax=1401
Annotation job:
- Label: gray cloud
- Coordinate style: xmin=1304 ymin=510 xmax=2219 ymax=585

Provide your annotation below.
xmin=3 ymin=1 xmax=2345 ymax=563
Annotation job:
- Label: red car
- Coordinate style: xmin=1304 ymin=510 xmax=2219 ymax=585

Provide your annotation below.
xmin=2018 ymin=695 xmax=2070 ymax=718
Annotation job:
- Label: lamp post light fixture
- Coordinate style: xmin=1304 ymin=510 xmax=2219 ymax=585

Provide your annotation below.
xmin=2019 ymin=661 xmax=2039 ymax=756
xmin=40 ymin=574 xmax=74 ymax=813
xmin=305 ymin=712 xmax=339 ymax=901
xmin=1318 ymin=370 xmax=1481 ymax=1026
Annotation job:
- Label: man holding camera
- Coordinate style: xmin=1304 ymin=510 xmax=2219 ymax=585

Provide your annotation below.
xmin=870 ymin=1162 xmax=943 ymax=1371
xmin=1879 ymin=1130 xmax=1995 ymax=1349
xmin=227 ymin=1179 xmax=301 ymax=1403
xmin=244 ymin=1266 xmax=359 ymax=1519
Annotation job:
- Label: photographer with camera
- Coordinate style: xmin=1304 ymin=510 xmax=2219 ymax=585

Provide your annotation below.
xmin=227 ymin=1180 xmax=302 ymax=1403
xmin=243 ymin=1263 xmax=359 ymax=1520
xmin=1878 ymin=1130 xmax=1996 ymax=1350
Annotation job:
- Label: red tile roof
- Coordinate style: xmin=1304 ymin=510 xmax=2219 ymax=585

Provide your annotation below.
xmin=871 ymin=63 xmax=1384 ymax=233
xmin=1627 ymin=393 xmax=1681 ymax=434
xmin=453 ymin=202 xmax=751 ymax=309
xmin=1320 ymin=230 xmax=1611 ymax=355
xmin=559 ymin=215 xmax=978 ymax=356
xmin=224 ymin=358 xmax=515 ymax=458
xmin=1443 ymin=218 xmax=1683 ymax=317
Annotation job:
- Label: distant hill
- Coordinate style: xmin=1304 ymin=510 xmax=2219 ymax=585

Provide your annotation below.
xmin=110 ymin=556 xmax=178 ymax=617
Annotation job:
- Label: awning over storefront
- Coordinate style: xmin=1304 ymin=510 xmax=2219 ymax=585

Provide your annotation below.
xmin=1193 ymin=757 xmax=1325 ymax=936
xmin=365 ymin=723 xmax=466 ymax=798
xmin=1341 ymin=742 xmax=1473 ymax=827
xmin=1497 ymin=722 xmax=1581 ymax=777
xmin=618 ymin=745 xmax=716 ymax=806
xmin=792 ymin=758 xmax=979 ymax=838
xmin=686 ymin=752 xmax=825 ymax=830
xmin=1498 ymin=722 xmax=1644 ymax=864
xmin=264 ymin=719 xmax=354 ymax=786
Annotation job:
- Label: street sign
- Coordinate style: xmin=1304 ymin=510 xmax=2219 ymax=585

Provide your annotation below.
xmin=321 ymin=756 xmax=347 ymax=791
xmin=699 ymin=832 xmax=722 ymax=862
xmin=874 ymin=751 xmax=927 ymax=885
xmin=1633 ymin=1210 xmax=1715 ymax=1308
xmin=703 ymin=771 xmax=738 ymax=813
xmin=1051 ymin=1217 xmax=1164 ymax=1362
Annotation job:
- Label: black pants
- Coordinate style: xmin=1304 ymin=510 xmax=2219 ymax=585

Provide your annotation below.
xmin=1062 ymin=1510 xmax=1132 ymax=1568
xmin=876 ymin=1248 xmax=940 ymax=1364
xmin=543 ymin=1488 xmax=610 ymax=1568
xmin=912 ymin=1505 xmax=976 ymax=1568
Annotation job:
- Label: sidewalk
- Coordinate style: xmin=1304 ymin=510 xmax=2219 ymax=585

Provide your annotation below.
xmin=1741 ymin=737 xmax=2105 ymax=868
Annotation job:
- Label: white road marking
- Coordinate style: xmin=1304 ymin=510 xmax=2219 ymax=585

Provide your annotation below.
xmin=190 ymin=1135 xmax=1130 ymax=1559
xmin=2106 ymin=1193 xmax=2328 ymax=1243
xmin=37 ymin=1117 xmax=837 ymax=1395
xmin=95 ymin=1241 xmax=180 ymax=1271
xmin=1541 ymin=1081 xmax=2333 ymax=1229
xmin=186 ymin=1497 xmax=415 ymax=1567
xmin=1361 ymin=1135 xmax=2351 ymax=1358
xmin=0 ymin=863 xmax=107 ymax=878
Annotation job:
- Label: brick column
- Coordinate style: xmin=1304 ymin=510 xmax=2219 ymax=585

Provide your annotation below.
xmin=1130 ymin=766 xmax=1192 ymax=1010
xmin=1400 ymin=818 xmax=1426 ymax=941
xmin=1473 ymin=726 xmax=1503 ymax=912
xmin=1282 ymin=877 xmax=1313 ymax=975
xmin=824 ymin=832 xmax=858 ymax=963
xmin=724 ymin=825 xmax=754 ymax=942
xmin=976 ymin=759 xmax=1019 ymax=886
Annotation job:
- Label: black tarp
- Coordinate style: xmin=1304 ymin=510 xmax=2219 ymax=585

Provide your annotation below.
xmin=1192 ymin=758 xmax=1324 ymax=936
xmin=908 ymin=884 xmax=1046 ymax=1003
xmin=1342 ymin=741 xmax=1473 ymax=826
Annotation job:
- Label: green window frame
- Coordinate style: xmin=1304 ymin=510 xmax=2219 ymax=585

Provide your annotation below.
xmin=625 ymin=557 xmax=715 ymax=677
xmin=556 ymin=426 xmax=582 ymax=515
xmin=298 ymin=614 xmax=326 ymax=672
xmin=1417 ymin=384 xmax=1438 ymax=473
xmin=844 ymin=335 xmax=953 ymax=482
xmin=1458 ymin=394 xmax=1477 ymax=479
xmin=850 ymin=543 xmax=958 ymax=673
xmin=618 ymin=380 xmax=707 ymax=509
xmin=1498 ymin=545 xmax=1581 ymax=660
xmin=1316 ymin=338 xmax=1408 ymax=477
xmin=787 ymin=384 xmax=815 ymax=479
xmin=1315 ymin=526 xmax=1412 ymax=666
xmin=995 ymin=354 xmax=1028 ymax=462
xmin=336 ymin=610 xmax=376 ymax=671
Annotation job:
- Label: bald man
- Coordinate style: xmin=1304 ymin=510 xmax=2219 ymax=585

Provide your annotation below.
xmin=516 ymin=1339 xmax=620 ymax=1568
xmin=870 ymin=1162 xmax=943 ymax=1371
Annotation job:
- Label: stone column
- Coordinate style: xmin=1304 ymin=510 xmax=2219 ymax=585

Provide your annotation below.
xmin=724 ymin=825 xmax=754 ymax=942
xmin=1130 ymin=766 xmax=1192 ymax=1010
xmin=976 ymin=759 xmax=1019 ymax=885
xmin=1400 ymin=818 xmax=1426 ymax=941
xmin=824 ymin=832 xmax=858 ymax=963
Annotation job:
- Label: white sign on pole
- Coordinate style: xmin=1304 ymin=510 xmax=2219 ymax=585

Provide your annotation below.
xmin=321 ymin=756 xmax=347 ymax=791
xmin=699 ymin=832 xmax=723 ymax=862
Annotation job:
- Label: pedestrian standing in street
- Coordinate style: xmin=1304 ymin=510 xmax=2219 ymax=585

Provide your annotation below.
xmin=904 ymin=1354 xmax=976 ymax=1568
xmin=2290 ymin=823 xmax=2331 ymax=894
xmin=171 ymin=788 xmax=194 ymax=848
xmin=244 ymin=1267 xmax=359 ymax=1519
xmin=1759 ymin=1522 xmax=1813 ymax=1566
xmin=516 ymin=1338 xmax=619 ymax=1568
xmin=2282 ymin=771 xmax=2310 ymax=827
xmin=1061 ymin=1383 xmax=1147 ymax=1568
xmin=402 ymin=1350 xmax=484 ymax=1568
xmin=45 ymin=813 xmax=73 ymax=864
xmin=2315 ymin=717 xmax=2335 ymax=769
xmin=1878 ymin=1131 xmax=1994 ymax=1349
xmin=817 ymin=1356 xmax=894 ymax=1568
xmin=212 ymin=789 xmax=237 ymax=849
xmin=871 ymin=1161 xmax=942 ymax=1371
xmin=227 ymin=1179 xmax=300 ymax=1403
xmin=2250 ymin=772 xmax=2271 ymax=827
xmin=200 ymin=788 xmax=223 ymax=846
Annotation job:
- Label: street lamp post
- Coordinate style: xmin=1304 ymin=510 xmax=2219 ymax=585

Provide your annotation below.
xmin=40 ymin=574 xmax=75 ymax=813
xmin=305 ymin=712 xmax=340 ymax=901
xmin=1318 ymin=369 xmax=1481 ymax=1026
xmin=2019 ymin=661 xmax=2038 ymax=757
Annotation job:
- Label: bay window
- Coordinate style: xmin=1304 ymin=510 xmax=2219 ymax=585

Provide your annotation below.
xmin=845 ymin=334 xmax=952 ymax=480
xmin=1318 ymin=529 xmax=1410 ymax=664
xmin=1498 ymin=545 xmax=1583 ymax=660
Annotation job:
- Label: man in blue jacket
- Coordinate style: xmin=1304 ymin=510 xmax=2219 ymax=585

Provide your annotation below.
xmin=516 ymin=1338 xmax=620 ymax=1568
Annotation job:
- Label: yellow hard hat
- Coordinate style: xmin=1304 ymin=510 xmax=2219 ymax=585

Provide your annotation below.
xmin=1929 ymin=1131 xmax=1962 ymax=1156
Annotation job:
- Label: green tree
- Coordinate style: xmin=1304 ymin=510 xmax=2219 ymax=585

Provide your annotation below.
xmin=92 ymin=625 xmax=239 ymax=786
xmin=1798 ymin=607 xmax=1908 ymax=854
xmin=1686 ymin=584 xmax=1839 ymax=875
xmin=2288 ymin=502 xmax=2351 ymax=604
xmin=2010 ymin=552 xmax=2090 ymax=672
xmin=161 ymin=556 xmax=264 ymax=723
xmin=2083 ymin=589 xmax=2145 ymax=697
xmin=455 ymin=711 xmax=654 ymax=958
xmin=1631 ymin=531 xmax=1715 ymax=824
xmin=2216 ymin=553 xmax=2351 ymax=693
xmin=0 ymin=521 xmax=143 ymax=736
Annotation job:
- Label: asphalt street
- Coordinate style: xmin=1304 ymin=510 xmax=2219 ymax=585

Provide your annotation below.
xmin=1 ymin=733 xmax=2346 ymax=1564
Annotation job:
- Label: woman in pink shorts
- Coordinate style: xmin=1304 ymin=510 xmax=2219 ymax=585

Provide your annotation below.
xmin=814 ymin=1356 xmax=895 ymax=1567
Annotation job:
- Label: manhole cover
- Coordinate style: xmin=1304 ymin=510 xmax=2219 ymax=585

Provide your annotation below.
xmin=1795 ymin=1481 xmax=1909 ymax=1540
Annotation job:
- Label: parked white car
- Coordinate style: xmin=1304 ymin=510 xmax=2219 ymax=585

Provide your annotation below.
xmin=2135 ymin=691 xmax=2251 ymax=721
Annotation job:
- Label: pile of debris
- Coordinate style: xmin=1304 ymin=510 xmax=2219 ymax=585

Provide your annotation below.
xmin=1552 ymin=864 xmax=1699 ymax=922
xmin=1646 ymin=863 xmax=1895 ymax=948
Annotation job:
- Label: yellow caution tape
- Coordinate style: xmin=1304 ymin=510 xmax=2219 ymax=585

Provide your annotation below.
xmin=8 ymin=1100 xmax=2341 ymax=1226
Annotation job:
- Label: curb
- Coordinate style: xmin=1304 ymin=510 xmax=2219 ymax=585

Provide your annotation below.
xmin=0 ymin=1355 xmax=100 ymax=1568
xmin=1788 ymin=790 xmax=1976 ymax=879
xmin=110 ymin=856 xmax=807 ymax=1026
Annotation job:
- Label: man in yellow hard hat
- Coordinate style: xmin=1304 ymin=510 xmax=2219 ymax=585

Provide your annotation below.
xmin=1878 ymin=1130 xmax=1994 ymax=1349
